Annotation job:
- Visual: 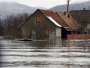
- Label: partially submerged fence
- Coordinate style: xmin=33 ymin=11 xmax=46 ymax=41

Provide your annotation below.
xmin=68 ymin=34 xmax=90 ymax=39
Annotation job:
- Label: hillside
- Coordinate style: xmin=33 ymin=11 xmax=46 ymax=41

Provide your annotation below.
xmin=49 ymin=1 xmax=90 ymax=12
xmin=0 ymin=2 xmax=37 ymax=20
xmin=0 ymin=1 xmax=90 ymax=21
xmin=0 ymin=2 xmax=36 ymax=13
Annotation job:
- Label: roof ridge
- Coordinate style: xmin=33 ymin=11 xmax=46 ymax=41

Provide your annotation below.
xmin=38 ymin=9 xmax=54 ymax=17
xmin=57 ymin=11 xmax=79 ymax=31
xmin=56 ymin=12 xmax=74 ymax=31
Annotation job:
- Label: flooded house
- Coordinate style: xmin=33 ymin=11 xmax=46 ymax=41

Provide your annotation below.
xmin=69 ymin=10 xmax=90 ymax=34
xmin=19 ymin=9 xmax=79 ymax=39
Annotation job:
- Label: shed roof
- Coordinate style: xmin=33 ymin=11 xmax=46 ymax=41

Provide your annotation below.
xmin=56 ymin=12 xmax=79 ymax=31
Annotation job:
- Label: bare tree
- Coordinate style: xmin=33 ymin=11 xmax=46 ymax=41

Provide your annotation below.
xmin=79 ymin=19 xmax=89 ymax=34
xmin=67 ymin=0 xmax=70 ymax=12
xmin=4 ymin=13 xmax=29 ymax=38
xmin=0 ymin=20 xmax=4 ymax=36
xmin=88 ymin=6 xmax=90 ymax=10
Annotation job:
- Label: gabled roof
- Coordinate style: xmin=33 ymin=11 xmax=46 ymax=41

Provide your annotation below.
xmin=39 ymin=9 xmax=73 ymax=31
xmin=19 ymin=9 xmax=61 ymax=28
xmin=19 ymin=9 xmax=79 ymax=31
xmin=39 ymin=9 xmax=62 ymax=27
xmin=56 ymin=12 xmax=79 ymax=31
xmin=46 ymin=16 xmax=62 ymax=27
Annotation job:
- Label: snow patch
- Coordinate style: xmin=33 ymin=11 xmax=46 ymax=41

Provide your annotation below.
xmin=46 ymin=16 xmax=62 ymax=27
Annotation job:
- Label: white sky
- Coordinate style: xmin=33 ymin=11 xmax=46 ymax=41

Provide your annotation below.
xmin=0 ymin=0 xmax=89 ymax=9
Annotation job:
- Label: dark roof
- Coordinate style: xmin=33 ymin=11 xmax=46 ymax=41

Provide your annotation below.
xmin=70 ymin=10 xmax=90 ymax=12
xmin=69 ymin=10 xmax=90 ymax=23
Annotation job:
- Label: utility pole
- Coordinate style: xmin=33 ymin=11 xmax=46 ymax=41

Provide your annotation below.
xmin=67 ymin=0 xmax=70 ymax=12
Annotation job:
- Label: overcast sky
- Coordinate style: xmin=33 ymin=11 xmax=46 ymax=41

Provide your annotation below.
xmin=0 ymin=0 xmax=89 ymax=9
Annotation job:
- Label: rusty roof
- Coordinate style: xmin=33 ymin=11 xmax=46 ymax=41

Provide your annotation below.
xmin=57 ymin=12 xmax=79 ymax=31
xmin=39 ymin=9 xmax=73 ymax=31
xmin=19 ymin=9 xmax=79 ymax=31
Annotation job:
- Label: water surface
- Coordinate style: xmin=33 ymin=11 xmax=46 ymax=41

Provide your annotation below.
xmin=0 ymin=39 xmax=90 ymax=68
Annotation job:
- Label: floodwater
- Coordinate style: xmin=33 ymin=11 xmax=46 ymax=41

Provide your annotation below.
xmin=0 ymin=39 xmax=90 ymax=68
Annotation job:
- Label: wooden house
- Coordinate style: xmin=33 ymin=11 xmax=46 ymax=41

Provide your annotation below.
xmin=19 ymin=9 xmax=79 ymax=39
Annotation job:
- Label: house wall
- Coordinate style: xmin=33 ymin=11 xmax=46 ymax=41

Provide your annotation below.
xmin=20 ymin=10 xmax=60 ymax=39
xmin=69 ymin=10 xmax=90 ymax=34
xmin=56 ymin=28 xmax=61 ymax=38
xmin=22 ymin=29 xmax=27 ymax=38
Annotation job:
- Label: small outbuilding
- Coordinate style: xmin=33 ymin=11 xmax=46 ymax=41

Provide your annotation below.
xmin=19 ymin=9 xmax=79 ymax=39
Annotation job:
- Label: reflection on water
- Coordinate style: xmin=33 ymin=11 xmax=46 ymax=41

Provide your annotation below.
xmin=0 ymin=39 xmax=90 ymax=68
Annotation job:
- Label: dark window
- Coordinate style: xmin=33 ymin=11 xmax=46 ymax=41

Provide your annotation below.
xmin=27 ymin=31 xmax=31 ymax=36
xmin=36 ymin=17 xmax=40 ymax=23
xmin=45 ymin=31 xmax=49 ymax=36
xmin=84 ymin=32 xmax=87 ymax=34
xmin=68 ymin=15 xmax=70 ymax=18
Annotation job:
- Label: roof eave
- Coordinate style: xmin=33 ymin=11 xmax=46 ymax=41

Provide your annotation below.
xmin=56 ymin=12 xmax=74 ymax=31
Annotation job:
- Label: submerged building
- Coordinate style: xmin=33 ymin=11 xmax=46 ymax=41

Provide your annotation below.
xmin=19 ymin=9 xmax=79 ymax=39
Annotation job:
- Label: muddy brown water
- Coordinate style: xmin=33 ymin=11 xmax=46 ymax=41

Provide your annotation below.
xmin=0 ymin=39 xmax=90 ymax=68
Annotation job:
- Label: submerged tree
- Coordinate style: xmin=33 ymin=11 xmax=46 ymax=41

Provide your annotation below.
xmin=79 ymin=19 xmax=89 ymax=34
xmin=4 ymin=13 xmax=29 ymax=38
xmin=0 ymin=21 xmax=4 ymax=36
